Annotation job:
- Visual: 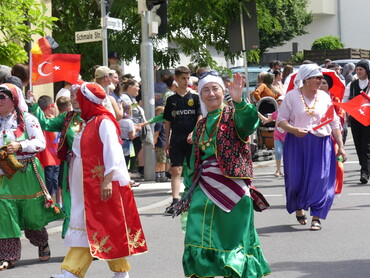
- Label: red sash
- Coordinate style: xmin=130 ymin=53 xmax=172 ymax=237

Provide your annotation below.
xmin=81 ymin=115 xmax=147 ymax=260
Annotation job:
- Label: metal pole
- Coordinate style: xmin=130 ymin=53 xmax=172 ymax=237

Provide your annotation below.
xmin=101 ymin=0 xmax=108 ymax=66
xmin=240 ymin=2 xmax=249 ymax=100
xmin=140 ymin=10 xmax=156 ymax=181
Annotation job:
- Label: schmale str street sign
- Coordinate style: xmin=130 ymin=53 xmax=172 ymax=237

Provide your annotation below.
xmin=75 ymin=29 xmax=102 ymax=44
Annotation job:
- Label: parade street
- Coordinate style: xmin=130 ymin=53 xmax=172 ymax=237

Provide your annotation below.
xmin=3 ymin=132 xmax=370 ymax=278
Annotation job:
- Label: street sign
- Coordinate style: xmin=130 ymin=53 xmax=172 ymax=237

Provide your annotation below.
xmin=107 ymin=17 xmax=123 ymax=31
xmin=75 ymin=29 xmax=102 ymax=44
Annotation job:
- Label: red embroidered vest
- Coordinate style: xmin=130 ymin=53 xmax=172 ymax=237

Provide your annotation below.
xmin=81 ymin=115 xmax=147 ymax=259
xmin=193 ymin=106 xmax=253 ymax=179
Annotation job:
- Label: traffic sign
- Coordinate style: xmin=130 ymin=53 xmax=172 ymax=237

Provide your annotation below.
xmin=75 ymin=29 xmax=102 ymax=44
xmin=107 ymin=17 xmax=123 ymax=31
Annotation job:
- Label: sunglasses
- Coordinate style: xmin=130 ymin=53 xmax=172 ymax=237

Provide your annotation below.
xmin=199 ymin=70 xmax=220 ymax=80
xmin=0 ymin=94 xmax=10 ymax=100
xmin=308 ymin=76 xmax=324 ymax=81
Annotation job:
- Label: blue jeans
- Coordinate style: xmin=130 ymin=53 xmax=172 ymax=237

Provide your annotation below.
xmin=45 ymin=165 xmax=60 ymax=195
xmin=274 ymin=139 xmax=284 ymax=161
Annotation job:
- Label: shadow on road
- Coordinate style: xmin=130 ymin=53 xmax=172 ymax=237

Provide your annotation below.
xmin=269 ymin=259 xmax=370 ymax=278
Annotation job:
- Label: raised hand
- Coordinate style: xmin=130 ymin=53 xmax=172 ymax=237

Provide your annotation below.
xmin=227 ymin=73 xmax=245 ymax=104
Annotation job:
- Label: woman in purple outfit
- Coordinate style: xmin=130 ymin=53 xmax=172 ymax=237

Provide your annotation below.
xmin=277 ymin=64 xmax=347 ymax=231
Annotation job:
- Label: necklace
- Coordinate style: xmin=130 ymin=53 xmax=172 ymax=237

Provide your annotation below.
xmin=199 ymin=110 xmax=222 ymax=151
xmin=300 ymin=92 xmax=318 ymax=117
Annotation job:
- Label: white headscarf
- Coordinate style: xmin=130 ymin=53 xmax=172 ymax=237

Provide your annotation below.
xmin=198 ymin=74 xmax=226 ymax=116
xmin=294 ymin=64 xmax=323 ymax=88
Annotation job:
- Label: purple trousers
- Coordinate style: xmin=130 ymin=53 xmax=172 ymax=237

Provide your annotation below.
xmin=283 ymin=133 xmax=336 ymax=219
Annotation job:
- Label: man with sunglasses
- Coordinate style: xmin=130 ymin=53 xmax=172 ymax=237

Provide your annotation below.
xmin=163 ymin=66 xmax=202 ymax=214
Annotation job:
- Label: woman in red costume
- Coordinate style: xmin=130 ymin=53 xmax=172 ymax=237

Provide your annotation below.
xmin=51 ymin=83 xmax=147 ymax=278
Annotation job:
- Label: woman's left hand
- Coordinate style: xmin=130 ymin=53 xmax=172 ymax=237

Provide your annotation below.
xmin=100 ymin=182 xmax=113 ymax=201
xmin=7 ymin=141 xmax=21 ymax=154
xmin=337 ymin=147 xmax=347 ymax=162
xmin=227 ymin=73 xmax=245 ymax=104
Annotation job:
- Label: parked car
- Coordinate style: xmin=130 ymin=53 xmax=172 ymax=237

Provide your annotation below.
xmin=230 ymin=66 xmax=270 ymax=96
xmin=320 ymin=59 xmax=370 ymax=68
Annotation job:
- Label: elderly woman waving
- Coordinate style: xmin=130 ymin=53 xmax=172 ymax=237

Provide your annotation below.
xmin=175 ymin=72 xmax=270 ymax=278
xmin=277 ymin=64 xmax=346 ymax=231
xmin=0 ymin=84 xmax=62 ymax=271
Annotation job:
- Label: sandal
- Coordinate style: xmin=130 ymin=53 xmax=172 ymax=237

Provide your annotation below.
xmin=0 ymin=260 xmax=14 ymax=271
xmin=274 ymin=171 xmax=280 ymax=177
xmin=310 ymin=219 xmax=322 ymax=231
xmin=295 ymin=210 xmax=307 ymax=225
xmin=39 ymin=243 xmax=51 ymax=261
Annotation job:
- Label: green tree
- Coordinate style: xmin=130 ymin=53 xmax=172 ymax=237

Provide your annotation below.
xmin=0 ymin=0 xmax=57 ymax=66
xmin=311 ymin=36 xmax=344 ymax=50
xmin=51 ymin=0 xmax=312 ymax=78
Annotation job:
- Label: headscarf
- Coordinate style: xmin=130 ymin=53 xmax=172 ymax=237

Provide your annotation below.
xmin=294 ymin=64 xmax=323 ymax=88
xmin=356 ymin=59 xmax=370 ymax=77
xmin=198 ymin=71 xmax=226 ymax=116
xmin=0 ymin=83 xmax=24 ymax=137
xmin=77 ymin=82 xmax=121 ymax=137
xmin=323 ymin=74 xmax=333 ymax=90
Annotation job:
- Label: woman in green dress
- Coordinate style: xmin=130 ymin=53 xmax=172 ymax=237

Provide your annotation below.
xmin=0 ymin=83 xmax=63 ymax=271
xmin=176 ymin=72 xmax=270 ymax=278
xmin=28 ymin=84 xmax=83 ymax=238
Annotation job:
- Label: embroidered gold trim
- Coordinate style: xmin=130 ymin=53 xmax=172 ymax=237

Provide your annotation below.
xmin=0 ymin=191 xmax=43 ymax=200
xmin=90 ymin=232 xmax=112 ymax=255
xmin=128 ymin=228 xmax=146 ymax=253
xmin=91 ymin=159 xmax=105 ymax=183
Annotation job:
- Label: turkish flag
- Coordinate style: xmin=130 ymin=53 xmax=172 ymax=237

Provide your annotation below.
xmin=32 ymin=54 xmax=81 ymax=85
xmin=312 ymin=105 xmax=335 ymax=131
xmin=333 ymin=92 xmax=370 ymax=126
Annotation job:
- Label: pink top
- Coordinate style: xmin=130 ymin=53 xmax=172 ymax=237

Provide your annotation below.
xmin=277 ymin=89 xmax=341 ymax=137
xmin=271 ymin=111 xmax=286 ymax=142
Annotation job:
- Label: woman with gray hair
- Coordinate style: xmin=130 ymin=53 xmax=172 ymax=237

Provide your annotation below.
xmin=342 ymin=62 xmax=355 ymax=85
xmin=277 ymin=64 xmax=347 ymax=231
xmin=175 ymin=71 xmax=270 ymax=278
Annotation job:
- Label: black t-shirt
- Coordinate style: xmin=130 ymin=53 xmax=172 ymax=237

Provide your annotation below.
xmin=163 ymin=91 xmax=201 ymax=144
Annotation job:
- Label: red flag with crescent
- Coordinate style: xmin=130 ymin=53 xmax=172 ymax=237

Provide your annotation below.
xmin=32 ymin=53 xmax=81 ymax=85
xmin=333 ymin=92 xmax=370 ymax=126
xmin=312 ymin=105 xmax=335 ymax=131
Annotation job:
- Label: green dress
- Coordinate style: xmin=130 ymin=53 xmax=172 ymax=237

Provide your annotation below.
xmin=30 ymin=104 xmax=83 ymax=237
xmin=182 ymin=100 xmax=270 ymax=278
xmin=0 ymin=113 xmax=63 ymax=238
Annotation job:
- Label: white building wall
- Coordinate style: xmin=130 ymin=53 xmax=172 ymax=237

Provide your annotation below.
xmin=267 ymin=0 xmax=370 ymax=54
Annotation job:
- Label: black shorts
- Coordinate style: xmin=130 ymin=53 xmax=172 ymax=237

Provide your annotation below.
xmin=169 ymin=141 xmax=192 ymax=167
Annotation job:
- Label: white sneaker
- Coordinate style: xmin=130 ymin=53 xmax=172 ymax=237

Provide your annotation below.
xmin=112 ymin=272 xmax=129 ymax=278
xmin=50 ymin=270 xmax=79 ymax=278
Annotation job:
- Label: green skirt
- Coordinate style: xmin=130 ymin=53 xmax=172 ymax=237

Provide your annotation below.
xmin=0 ymin=159 xmax=63 ymax=238
xmin=183 ymin=186 xmax=271 ymax=278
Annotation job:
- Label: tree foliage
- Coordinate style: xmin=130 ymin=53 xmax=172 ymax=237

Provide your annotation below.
xmin=311 ymin=35 xmax=344 ymax=50
xmin=51 ymin=0 xmax=312 ymax=78
xmin=0 ymin=0 xmax=57 ymax=66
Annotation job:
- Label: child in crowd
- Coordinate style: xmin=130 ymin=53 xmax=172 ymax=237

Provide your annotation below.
xmin=56 ymin=96 xmax=72 ymax=114
xmin=119 ymin=102 xmax=140 ymax=187
xmin=153 ymin=106 xmax=167 ymax=182
xmin=55 ymin=96 xmax=71 ymax=207
xmin=258 ymin=95 xmax=286 ymax=177
xmin=119 ymin=102 xmax=135 ymax=165
xmin=36 ymin=95 xmax=60 ymax=200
